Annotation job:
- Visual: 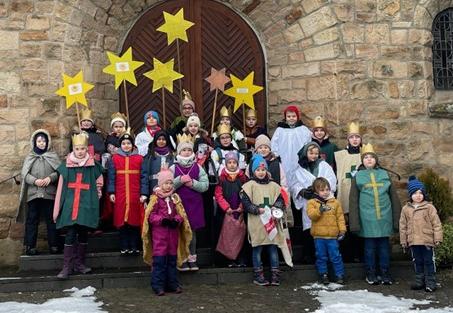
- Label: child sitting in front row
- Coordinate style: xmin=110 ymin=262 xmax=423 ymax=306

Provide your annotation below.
xmin=400 ymin=176 xmax=443 ymax=292
xmin=307 ymin=177 xmax=346 ymax=285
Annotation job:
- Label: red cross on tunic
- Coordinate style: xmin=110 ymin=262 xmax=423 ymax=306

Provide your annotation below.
xmin=68 ymin=172 xmax=90 ymax=221
xmin=116 ymin=157 xmax=140 ymax=222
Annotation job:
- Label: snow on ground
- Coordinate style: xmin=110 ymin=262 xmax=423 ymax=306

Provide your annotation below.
xmin=0 ymin=286 xmax=105 ymax=313
xmin=301 ymin=283 xmax=453 ymax=313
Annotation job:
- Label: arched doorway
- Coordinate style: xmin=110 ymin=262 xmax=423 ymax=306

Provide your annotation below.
xmin=120 ymin=0 xmax=267 ymax=132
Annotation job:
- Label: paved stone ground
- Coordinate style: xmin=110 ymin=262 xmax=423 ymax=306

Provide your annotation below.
xmin=0 ymin=271 xmax=452 ymax=312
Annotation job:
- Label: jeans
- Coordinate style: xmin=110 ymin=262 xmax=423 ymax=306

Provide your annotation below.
xmin=65 ymin=225 xmax=89 ymax=245
xmin=411 ymin=245 xmax=435 ymax=276
xmin=364 ymin=237 xmax=390 ymax=273
xmin=314 ymin=238 xmax=345 ymax=277
xmin=119 ymin=224 xmax=140 ymax=250
xmin=24 ymin=198 xmax=57 ymax=249
xmin=151 ymin=255 xmax=179 ymax=293
xmin=252 ymin=244 xmax=279 ymax=269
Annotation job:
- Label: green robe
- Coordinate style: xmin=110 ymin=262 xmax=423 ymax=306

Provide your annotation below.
xmin=349 ymin=168 xmax=401 ymax=238
xmin=56 ymin=162 xmax=103 ymax=229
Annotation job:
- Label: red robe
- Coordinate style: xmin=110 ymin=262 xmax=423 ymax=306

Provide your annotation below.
xmin=109 ymin=152 xmax=143 ymax=228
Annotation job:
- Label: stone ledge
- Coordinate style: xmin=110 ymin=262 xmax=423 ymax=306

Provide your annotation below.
xmin=429 ymin=103 xmax=453 ymax=118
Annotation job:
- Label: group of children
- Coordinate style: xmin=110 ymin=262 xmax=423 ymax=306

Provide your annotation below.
xmin=18 ymin=97 xmax=444 ymax=295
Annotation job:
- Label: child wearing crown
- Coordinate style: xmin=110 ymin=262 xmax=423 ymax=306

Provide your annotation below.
xmin=72 ymin=108 xmax=106 ymax=162
xmin=170 ymin=90 xmax=196 ymax=137
xmin=136 ymin=111 xmax=162 ymax=156
xmin=244 ymin=109 xmax=267 ymax=161
xmin=349 ymin=143 xmax=401 ymax=285
xmin=53 ymin=132 xmax=104 ymax=279
xmin=104 ymin=112 xmax=127 ymax=157
xmin=182 ymin=114 xmax=213 ymax=166
xmin=169 ymin=135 xmax=209 ymax=271
xmin=212 ymin=106 xmax=247 ymax=154
xmin=107 ymin=129 xmax=145 ymax=255
xmin=311 ymin=116 xmax=338 ymax=170
xmin=210 ymin=123 xmax=246 ymax=175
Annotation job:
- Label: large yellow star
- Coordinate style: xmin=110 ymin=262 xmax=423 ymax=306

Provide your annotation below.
xmin=223 ymin=71 xmax=263 ymax=113
xmin=157 ymin=8 xmax=195 ymax=45
xmin=55 ymin=71 xmax=94 ymax=109
xmin=102 ymin=47 xmax=144 ymax=89
xmin=143 ymin=58 xmax=184 ymax=93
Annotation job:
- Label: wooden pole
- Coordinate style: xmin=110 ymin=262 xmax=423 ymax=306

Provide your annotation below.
xmin=75 ymin=102 xmax=81 ymax=130
xmin=162 ymin=88 xmax=166 ymax=129
xmin=176 ymin=38 xmax=183 ymax=105
xmin=211 ymin=89 xmax=218 ymax=134
xmin=242 ymin=104 xmax=246 ymax=135
xmin=122 ymin=82 xmax=131 ymax=127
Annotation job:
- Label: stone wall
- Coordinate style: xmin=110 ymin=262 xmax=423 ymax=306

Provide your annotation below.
xmin=0 ymin=0 xmax=452 ymax=265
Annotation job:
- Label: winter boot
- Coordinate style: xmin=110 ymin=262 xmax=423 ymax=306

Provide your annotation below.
xmin=410 ymin=273 xmax=425 ymax=290
xmin=366 ymin=271 xmax=379 ymax=285
xmin=381 ymin=270 xmax=393 ymax=285
xmin=270 ymin=268 xmax=280 ymax=286
xmin=57 ymin=245 xmax=74 ymax=280
xmin=73 ymin=243 xmax=92 ymax=274
xmin=319 ymin=273 xmax=329 ymax=285
xmin=253 ymin=267 xmax=269 ymax=286
xmin=188 ymin=254 xmax=199 ymax=271
xmin=425 ymin=274 xmax=437 ymax=292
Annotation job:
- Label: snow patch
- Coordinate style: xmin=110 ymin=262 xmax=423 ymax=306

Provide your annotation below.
xmin=301 ymin=282 xmax=344 ymax=291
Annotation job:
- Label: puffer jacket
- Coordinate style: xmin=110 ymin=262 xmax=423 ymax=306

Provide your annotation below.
xmin=307 ymin=197 xmax=346 ymax=239
xmin=399 ymin=201 xmax=443 ymax=247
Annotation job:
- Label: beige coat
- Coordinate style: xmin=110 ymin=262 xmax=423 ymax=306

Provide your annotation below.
xmin=399 ymin=201 xmax=443 ymax=247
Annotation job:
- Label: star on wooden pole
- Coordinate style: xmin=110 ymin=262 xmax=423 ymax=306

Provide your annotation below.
xmin=143 ymin=58 xmax=184 ymax=93
xmin=205 ymin=67 xmax=231 ymax=133
xmin=55 ymin=71 xmax=94 ymax=109
xmin=157 ymin=8 xmax=195 ymax=45
xmin=102 ymin=47 xmax=144 ymax=89
xmin=223 ymin=71 xmax=263 ymax=113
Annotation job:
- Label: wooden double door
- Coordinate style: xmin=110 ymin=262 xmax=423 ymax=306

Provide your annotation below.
xmin=121 ymin=0 xmax=267 ymax=132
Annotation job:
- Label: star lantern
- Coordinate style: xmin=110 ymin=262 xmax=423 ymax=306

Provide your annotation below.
xmin=223 ymin=71 xmax=263 ymax=113
xmin=55 ymin=71 xmax=94 ymax=109
xmin=143 ymin=58 xmax=184 ymax=93
xmin=204 ymin=67 xmax=230 ymax=92
xmin=102 ymin=47 xmax=144 ymax=89
xmin=157 ymin=8 xmax=195 ymax=45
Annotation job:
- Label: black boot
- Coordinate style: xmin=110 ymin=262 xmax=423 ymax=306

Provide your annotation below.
xmin=425 ymin=274 xmax=437 ymax=292
xmin=410 ymin=273 xmax=425 ymax=290
xmin=57 ymin=245 xmax=74 ymax=279
xmin=73 ymin=243 xmax=92 ymax=274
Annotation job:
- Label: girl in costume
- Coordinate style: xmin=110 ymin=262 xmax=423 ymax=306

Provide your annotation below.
xmin=210 ymin=123 xmax=246 ymax=175
xmin=212 ymin=106 xmax=247 ymax=154
xmin=53 ymin=132 xmax=104 ymax=279
xmin=311 ymin=116 xmax=338 ymax=170
xmin=142 ymin=169 xmax=192 ymax=296
xmin=136 ymin=111 xmax=162 ymax=156
xmin=244 ymin=109 xmax=267 ymax=161
xmin=240 ymin=154 xmax=292 ymax=286
xmin=71 ymin=108 xmax=106 ymax=162
xmin=170 ymin=90 xmax=195 ymax=137
xmin=18 ymin=129 xmax=61 ymax=255
xmin=141 ymin=130 xmax=175 ymax=199
xmin=400 ymin=176 xmax=443 ymax=292
xmin=104 ymin=112 xmax=127 ymax=161
xmin=170 ymin=136 xmax=209 ymax=271
xmin=349 ymin=143 xmax=401 ymax=285
xmin=107 ymin=129 xmax=145 ymax=255
xmin=182 ymin=114 xmax=213 ymax=166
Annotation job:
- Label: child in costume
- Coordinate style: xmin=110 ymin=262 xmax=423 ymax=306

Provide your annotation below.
xmin=136 ymin=110 xmax=162 ymax=156
xmin=214 ymin=151 xmax=248 ymax=266
xmin=349 ymin=143 xmax=401 ymax=285
xmin=170 ymin=136 xmax=209 ymax=271
xmin=53 ymin=132 xmax=104 ymax=279
xmin=311 ymin=116 xmax=338 ymax=170
xmin=72 ymin=108 xmax=106 ymax=162
xmin=240 ymin=154 xmax=293 ymax=286
xmin=18 ymin=129 xmax=61 ymax=255
xmin=142 ymin=169 xmax=192 ymax=296
xmin=141 ymin=130 xmax=175 ymax=199
xmin=104 ymin=112 xmax=127 ymax=161
xmin=334 ymin=122 xmax=363 ymax=262
xmin=289 ymin=141 xmax=337 ymax=263
xmin=170 ymin=90 xmax=196 ymax=137
xmin=307 ymin=177 xmax=346 ymax=285
xmin=210 ymin=123 xmax=246 ymax=175
xmin=107 ymin=129 xmax=144 ymax=255
xmin=271 ymin=105 xmax=311 ymax=188
xmin=183 ymin=114 xmax=213 ymax=166
xmin=244 ymin=109 xmax=267 ymax=161
xmin=400 ymin=176 xmax=443 ymax=292
xmin=212 ymin=106 xmax=247 ymax=154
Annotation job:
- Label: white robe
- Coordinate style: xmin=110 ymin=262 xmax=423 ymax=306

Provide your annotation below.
xmin=135 ymin=130 xmax=154 ymax=156
xmin=288 ymin=160 xmax=337 ymax=230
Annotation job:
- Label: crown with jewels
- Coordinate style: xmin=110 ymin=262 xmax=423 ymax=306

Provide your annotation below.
xmin=313 ymin=116 xmax=326 ymax=129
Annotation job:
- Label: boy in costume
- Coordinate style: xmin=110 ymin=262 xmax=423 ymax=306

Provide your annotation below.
xmin=244 ymin=109 xmax=267 ymax=161
xmin=212 ymin=106 xmax=247 ymax=154
xmin=71 ymin=108 xmax=106 ymax=162
xmin=170 ymin=90 xmax=196 ymax=137
xmin=311 ymin=116 xmax=338 ymax=170
xmin=210 ymin=123 xmax=246 ymax=175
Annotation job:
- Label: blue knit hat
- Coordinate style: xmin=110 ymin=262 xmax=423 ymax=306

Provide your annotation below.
xmin=144 ymin=110 xmax=160 ymax=125
xmin=407 ymin=175 xmax=426 ymax=198
xmin=251 ymin=154 xmax=268 ymax=173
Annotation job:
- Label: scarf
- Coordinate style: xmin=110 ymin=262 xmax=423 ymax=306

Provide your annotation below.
xmin=155 ymin=146 xmax=171 ymax=156
xmin=176 ymin=153 xmax=195 ymax=167
xmin=347 ymin=145 xmax=361 ymax=154
xmin=252 ymin=174 xmax=270 ymax=184
xmin=68 ymin=152 xmax=90 ymax=167
xmin=225 ymin=167 xmax=240 ymax=180
xmin=155 ymin=187 xmax=175 ymax=200
xmin=146 ymin=125 xmax=161 ymax=138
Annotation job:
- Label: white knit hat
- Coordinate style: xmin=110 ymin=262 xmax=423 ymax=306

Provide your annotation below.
xmin=254 ymin=134 xmax=271 ymax=150
xmin=186 ymin=114 xmax=200 ymax=127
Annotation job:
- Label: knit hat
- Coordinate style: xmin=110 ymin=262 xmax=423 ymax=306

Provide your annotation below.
xmin=254 ymin=134 xmax=271 ymax=150
xmin=283 ymin=105 xmax=300 ymax=120
xmin=407 ymin=175 xmax=426 ymax=198
xmin=177 ymin=141 xmax=194 ymax=155
xmin=110 ymin=112 xmax=127 ymax=128
xmin=251 ymin=154 xmax=268 ymax=173
xmin=144 ymin=110 xmax=160 ymax=125
xmin=119 ymin=128 xmax=134 ymax=145
xmin=182 ymin=90 xmax=195 ymax=110
xmin=157 ymin=169 xmax=174 ymax=187
xmin=225 ymin=151 xmax=239 ymax=163
xmin=186 ymin=114 xmax=200 ymax=127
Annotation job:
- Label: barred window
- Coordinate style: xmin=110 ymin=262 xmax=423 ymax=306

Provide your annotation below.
xmin=433 ymin=9 xmax=453 ymax=90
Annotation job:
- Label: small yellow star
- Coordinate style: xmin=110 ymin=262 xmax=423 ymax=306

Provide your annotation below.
xmin=223 ymin=72 xmax=263 ymax=113
xmin=102 ymin=47 xmax=144 ymax=89
xmin=157 ymin=8 xmax=195 ymax=45
xmin=143 ymin=58 xmax=184 ymax=93
xmin=55 ymin=71 xmax=94 ymax=109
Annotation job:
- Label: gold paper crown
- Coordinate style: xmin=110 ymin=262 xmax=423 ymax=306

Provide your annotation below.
xmin=217 ymin=123 xmax=231 ymax=136
xmin=72 ymin=132 xmax=89 ymax=147
xmin=246 ymin=109 xmax=257 ymax=119
xmin=111 ymin=112 xmax=127 ymax=123
xmin=313 ymin=116 xmax=326 ymax=129
xmin=360 ymin=143 xmax=376 ymax=156
xmin=80 ymin=108 xmax=93 ymax=122
xmin=182 ymin=89 xmax=192 ymax=101
xmin=219 ymin=106 xmax=231 ymax=118
xmin=348 ymin=122 xmax=360 ymax=136
xmin=176 ymin=133 xmax=195 ymax=145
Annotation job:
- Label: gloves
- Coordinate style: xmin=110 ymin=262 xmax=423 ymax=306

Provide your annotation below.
xmin=161 ymin=218 xmax=171 ymax=227
xmin=180 ymin=175 xmax=191 ymax=184
xmin=337 ymin=232 xmax=346 ymax=241
xmin=298 ymin=187 xmax=314 ymax=200
xmin=319 ymin=204 xmax=330 ymax=213
xmin=168 ymin=219 xmax=179 ymax=229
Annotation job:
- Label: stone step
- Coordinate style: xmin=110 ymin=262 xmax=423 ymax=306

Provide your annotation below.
xmin=0 ymin=261 xmax=414 ymax=293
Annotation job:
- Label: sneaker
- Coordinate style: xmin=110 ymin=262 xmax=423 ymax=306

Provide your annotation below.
xmin=25 ymin=248 xmax=38 ymax=256
xmin=127 ymin=249 xmax=134 ymax=255
xmin=425 ymin=286 xmax=436 ymax=292
xmin=228 ymin=262 xmax=238 ymax=268
xmin=49 ymin=246 xmax=59 ymax=254
xmin=188 ymin=261 xmax=199 ymax=271
xmin=366 ymin=271 xmax=379 ymax=285
xmin=155 ymin=290 xmax=165 ymax=296
xmin=336 ymin=275 xmax=345 ymax=285
xmin=381 ymin=271 xmax=393 ymax=285
xmin=120 ymin=249 xmax=128 ymax=256
xmin=177 ymin=262 xmax=191 ymax=272
xmin=132 ymin=249 xmax=140 ymax=256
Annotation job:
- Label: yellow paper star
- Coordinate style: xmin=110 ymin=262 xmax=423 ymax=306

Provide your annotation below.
xmin=55 ymin=71 xmax=94 ymax=109
xmin=223 ymin=71 xmax=263 ymax=113
xmin=143 ymin=58 xmax=184 ymax=93
xmin=102 ymin=47 xmax=144 ymax=89
xmin=157 ymin=8 xmax=195 ymax=45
